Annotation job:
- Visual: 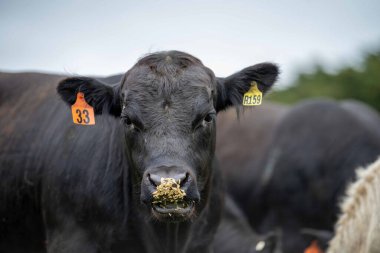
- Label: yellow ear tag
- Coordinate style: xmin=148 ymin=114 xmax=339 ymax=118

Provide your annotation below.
xmin=71 ymin=92 xmax=95 ymax=125
xmin=243 ymin=81 xmax=262 ymax=106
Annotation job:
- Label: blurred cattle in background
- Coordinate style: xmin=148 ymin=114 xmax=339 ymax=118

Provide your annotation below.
xmin=213 ymin=195 xmax=280 ymax=253
xmin=0 ymin=72 xmax=64 ymax=253
xmin=216 ymin=102 xmax=289 ymax=208
xmin=327 ymin=157 xmax=380 ymax=253
xmin=215 ymin=103 xmax=288 ymax=253
xmin=218 ymin=99 xmax=380 ymax=253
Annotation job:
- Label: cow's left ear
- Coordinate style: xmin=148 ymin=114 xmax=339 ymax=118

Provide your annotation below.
xmin=215 ymin=63 xmax=279 ymax=112
xmin=57 ymin=77 xmax=121 ymax=116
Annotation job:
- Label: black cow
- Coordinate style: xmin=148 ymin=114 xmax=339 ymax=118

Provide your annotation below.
xmin=213 ymin=195 xmax=279 ymax=253
xmin=0 ymin=51 xmax=279 ymax=253
xmin=241 ymin=99 xmax=380 ymax=253
xmin=216 ymin=102 xmax=288 ymax=210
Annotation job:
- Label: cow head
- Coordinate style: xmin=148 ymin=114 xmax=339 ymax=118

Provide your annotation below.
xmin=57 ymin=51 xmax=279 ymax=222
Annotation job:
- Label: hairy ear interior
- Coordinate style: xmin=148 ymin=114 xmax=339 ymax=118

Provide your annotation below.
xmin=57 ymin=77 xmax=121 ymax=116
xmin=216 ymin=63 xmax=279 ymax=111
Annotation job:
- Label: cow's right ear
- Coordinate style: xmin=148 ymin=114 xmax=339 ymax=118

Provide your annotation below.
xmin=57 ymin=77 xmax=121 ymax=116
xmin=215 ymin=63 xmax=279 ymax=112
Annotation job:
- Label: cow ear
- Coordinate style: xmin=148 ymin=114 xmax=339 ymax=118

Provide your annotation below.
xmin=215 ymin=63 xmax=279 ymax=112
xmin=57 ymin=77 xmax=121 ymax=116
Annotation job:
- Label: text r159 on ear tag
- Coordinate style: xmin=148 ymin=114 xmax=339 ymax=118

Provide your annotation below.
xmin=243 ymin=81 xmax=262 ymax=106
xmin=71 ymin=92 xmax=95 ymax=125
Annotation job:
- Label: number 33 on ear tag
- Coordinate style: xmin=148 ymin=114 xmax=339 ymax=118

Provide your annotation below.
xmin=71 ymin=92 xmax=95 ymax=125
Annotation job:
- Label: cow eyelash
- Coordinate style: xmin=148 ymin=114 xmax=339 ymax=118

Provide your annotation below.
xmin=121 ymin=113 xmax=144 ymax=132
xmin=121 ymin=115 xmax=133 ymax=126
xmin=203 ymin=112 xmax=215 ymax=123
xmin=193 ymin=111 xmax=216 ymax=130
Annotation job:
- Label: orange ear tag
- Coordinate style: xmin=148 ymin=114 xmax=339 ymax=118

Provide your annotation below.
xmin=304 ymin=240 xmax=322 ymax=253
xmin=71 ymin=92 xmax=95 ymax=125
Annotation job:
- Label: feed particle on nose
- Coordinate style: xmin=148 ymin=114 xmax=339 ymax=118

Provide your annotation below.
xmin=152 ymin=178 xmax=186 ymax=205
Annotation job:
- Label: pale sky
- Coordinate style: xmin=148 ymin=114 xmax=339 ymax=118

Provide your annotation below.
xmin=1 ymin=0 xmax=379 ymax=87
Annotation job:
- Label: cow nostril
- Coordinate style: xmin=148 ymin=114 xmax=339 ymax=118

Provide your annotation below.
xmin=147 ymin=171 xmax=190 ymax=188
xmin=147 ymin=174 xmax=158 ymax=187
xmin=180 ymin=173 xmax=190 ymax=187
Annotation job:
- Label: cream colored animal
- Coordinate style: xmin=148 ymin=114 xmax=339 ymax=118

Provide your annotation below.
xmin=328 ymin=157 xmax=380 ymax=253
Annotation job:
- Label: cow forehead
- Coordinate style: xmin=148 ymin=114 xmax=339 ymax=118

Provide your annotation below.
xmin=122 ymin=66 xmax=216 ymax=117
xmin=123 ymin=65 xmax=213 ymax=92
xmin=124 ymin=85 xmax=212 ymax=117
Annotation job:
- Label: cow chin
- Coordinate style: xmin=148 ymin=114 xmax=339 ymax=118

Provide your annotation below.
xmin=151 ymin=200 xmax=196 ymax=222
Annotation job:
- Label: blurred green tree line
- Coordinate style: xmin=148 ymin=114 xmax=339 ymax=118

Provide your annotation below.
xmin=267 ymin=48 xmax=380 ymax=111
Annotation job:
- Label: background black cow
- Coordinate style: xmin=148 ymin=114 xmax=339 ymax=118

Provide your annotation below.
xmin=213 ymin=195 xmax=280 ymax=253
xmin=217 ymin=99 xmax=380 ymax=252
xmin=216 ymin=102 xmax=288 ymax=209
xmin=0 ymin=51 xmax=279 ymax=253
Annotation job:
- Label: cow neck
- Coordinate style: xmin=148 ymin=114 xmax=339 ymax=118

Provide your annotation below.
xmin=165 ymin=223 xmax=179 ymax=253
xmin=112 ymin=125 xmax=132 ymax=227
xmin=140 ymin=221 xmax=192 ymax=253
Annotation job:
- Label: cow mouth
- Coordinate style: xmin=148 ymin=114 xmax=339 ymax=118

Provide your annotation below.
xmin=152 ymin=200 xmax=195 ymax=219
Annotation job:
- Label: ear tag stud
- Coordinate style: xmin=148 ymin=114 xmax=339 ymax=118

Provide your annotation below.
xmin=243 ymin=81 xmax=262 ymax=106
xmin=71 ymin=92 xmax=95 ymax=125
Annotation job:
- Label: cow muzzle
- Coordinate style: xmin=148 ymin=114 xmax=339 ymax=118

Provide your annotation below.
xmin=141 ymin=165 xmax=200 ymax=221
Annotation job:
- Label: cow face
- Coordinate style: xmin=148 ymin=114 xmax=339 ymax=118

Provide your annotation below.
xmin=57 ymin=51 xmax=279 ymax=222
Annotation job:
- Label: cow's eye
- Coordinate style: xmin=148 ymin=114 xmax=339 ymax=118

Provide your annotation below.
xmin=121 ymin=116 xmax=137 ymax=131
xmin=122 ymin=115 xmax=132 ymax=126
xmin=192 ymin=111 xmax=216 ymax=130
xmin=121 ymin=114 xmax=144 ymax=132
xmin=204 ymin=112 xmax=215 ymax=123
